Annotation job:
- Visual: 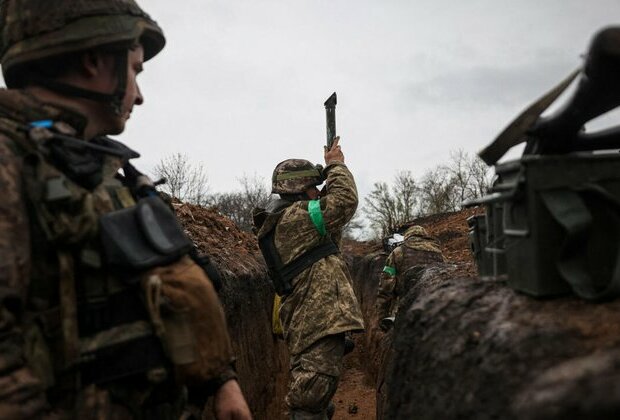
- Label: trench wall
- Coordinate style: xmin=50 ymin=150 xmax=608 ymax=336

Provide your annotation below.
xmin=346 ymin=241 xmax=620 ymax=420
xmin=177 ymin=203 xmax=289 ymax=419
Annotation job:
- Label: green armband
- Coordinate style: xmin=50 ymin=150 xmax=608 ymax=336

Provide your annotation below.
xmin=383 ymin=265 xmax=396 ymax=276
xmin=308 ymin=200 xmax=326 ymax=236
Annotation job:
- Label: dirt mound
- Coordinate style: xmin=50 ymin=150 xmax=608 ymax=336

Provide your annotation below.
xmin=174 ymin=202 xmax=264 ymax=278
xmin=383 ymin=263 xmax=620 ymax=420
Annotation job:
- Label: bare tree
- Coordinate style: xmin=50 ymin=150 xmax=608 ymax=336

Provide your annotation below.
xmin=343 ymin=211 xmax=365 ymax=240
xmin=153 ymin=153 xmax=209 ymax=205
xmin=418 ymin=167 xmax=458 ymax=215
xmin=210 ymin=174 xmax=273 ymax=231
xmin=442 ymin=149 xmax=492 ymax=205
xmin=363 ymin=171 xmax=419 ymax=237
xmin=417 ymin=150 xmax=492 ymax=215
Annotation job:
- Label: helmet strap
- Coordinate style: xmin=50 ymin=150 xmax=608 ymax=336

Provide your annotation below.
xmin=31 ymin=50 xmax=128 ymax=116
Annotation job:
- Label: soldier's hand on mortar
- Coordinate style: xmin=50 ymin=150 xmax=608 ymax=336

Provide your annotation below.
xmin=214 ymin=379 xmax=253 ymax=420
xmin=324 ymin=136 xmax=344 ymax=164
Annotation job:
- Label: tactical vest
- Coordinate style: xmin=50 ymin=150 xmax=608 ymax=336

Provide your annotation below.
xmin=254 ymin=199 xmax=339 ymax=295
xmin=2 ymin=119 xmax=194 ymax=409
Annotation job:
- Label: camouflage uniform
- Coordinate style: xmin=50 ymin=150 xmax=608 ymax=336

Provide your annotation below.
xmin=376 ymin=226 xmax=446 ymax=320
xmin=0 ymin=2 xmax=237 ymax=419
xmin=255 ymin=161 xmax=364 ymax=419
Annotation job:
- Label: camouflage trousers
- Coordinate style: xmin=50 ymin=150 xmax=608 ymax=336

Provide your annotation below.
xmin=286 ymin=333 xmax=345 ymax=419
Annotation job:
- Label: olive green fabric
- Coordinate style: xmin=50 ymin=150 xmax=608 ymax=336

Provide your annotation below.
xmin=376 ymin=234 xmax=446 ymax=320
xmin=0 ymin=0 xmax=165 ymax=80
xmin=257 ymin=162 xmax=364 ymax=356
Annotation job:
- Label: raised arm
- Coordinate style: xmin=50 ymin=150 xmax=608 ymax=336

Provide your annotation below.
xmin=318 ymin=137 xmax=358 ymax=234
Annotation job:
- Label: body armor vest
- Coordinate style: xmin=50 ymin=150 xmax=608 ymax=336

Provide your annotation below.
xmin=254 ymin=199 xmax=339 ymax=295
xmin=2 ymin=119 xmax=191 ymax=396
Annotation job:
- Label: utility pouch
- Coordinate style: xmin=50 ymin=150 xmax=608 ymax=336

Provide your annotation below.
xmin=470 ymin=152 xmax=620 ymax=300
xmin=142 ymin=256 xmax=235 ymax=385
xmin=100 ymin=196 xmax=193 ymax=271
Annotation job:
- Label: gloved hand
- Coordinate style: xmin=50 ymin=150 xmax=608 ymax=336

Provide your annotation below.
xmin=379 ymin=316 xmax=395 ymax=332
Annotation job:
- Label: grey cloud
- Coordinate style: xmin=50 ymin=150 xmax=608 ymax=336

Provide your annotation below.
xmin=400 ymin=54 xmax=579 ymax=110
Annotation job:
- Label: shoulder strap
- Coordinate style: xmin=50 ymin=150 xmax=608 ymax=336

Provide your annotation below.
xmin=257 ymin=206 xmax=339 ymax=295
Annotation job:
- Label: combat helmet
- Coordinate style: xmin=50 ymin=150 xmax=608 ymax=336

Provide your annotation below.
xmin=0 ymin=0 xmax=165 ymax=112
xmin=403 ymin=225 xmax=430 ymax=240
xmin=272 ymin=159 xmax=324 ymax=194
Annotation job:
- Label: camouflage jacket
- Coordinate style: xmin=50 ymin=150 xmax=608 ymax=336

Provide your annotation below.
xmin=0 ymin=89 xmax=234 ymax=419
xmin=376 ymin=237 xmax=446 ymax=320
xmin=257 ymin=163 xmax=364 ymax=356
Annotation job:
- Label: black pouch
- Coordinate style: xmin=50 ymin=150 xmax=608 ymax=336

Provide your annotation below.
xmin=100 ymin=196 xmax=193 ymax=271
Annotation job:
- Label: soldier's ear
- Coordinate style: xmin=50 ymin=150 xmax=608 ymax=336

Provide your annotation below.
xmin=79 ymin=50 xmax=114 ymax=79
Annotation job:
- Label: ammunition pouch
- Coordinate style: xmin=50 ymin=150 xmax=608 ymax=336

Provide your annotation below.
xmin=469 ymin=153 xmax=620 ymax=301
xmin=141 ymin=256 xmax=235 ymax=385
xmin=100 ymin=196 xmax=193 ymax=271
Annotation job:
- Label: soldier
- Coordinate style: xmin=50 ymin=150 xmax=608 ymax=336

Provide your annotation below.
xmin=0 ymin=1 xmax=252 ymax=419
xmin=253 ymin=138 xmax=364 ymax=419
xmin=376 ymin=225 xmax=446 ymax=331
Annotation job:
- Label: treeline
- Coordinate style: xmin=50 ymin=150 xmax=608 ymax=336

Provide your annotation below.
xmin=152 ymin=150 xmax=491 ymax=239
xmin=363 ymin=149 xmax=490 ymax=237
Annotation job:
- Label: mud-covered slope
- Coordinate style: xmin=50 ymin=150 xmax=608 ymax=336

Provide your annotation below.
xmin=175 ymin=203 xmax=288 ymax=419
xmin=384 ymin=264 xmax=620 ymax=420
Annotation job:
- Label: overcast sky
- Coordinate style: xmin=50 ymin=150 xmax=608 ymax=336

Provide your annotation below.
xmin=20 ymin=1 xmax=620 ymax=201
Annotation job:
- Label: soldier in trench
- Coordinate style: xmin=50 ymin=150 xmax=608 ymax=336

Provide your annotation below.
xmin=376 ymin=226 xmax=446 ymax=331
xmin=253 ymin=138 xmax=365 ymax=419
xmin=0 ymin=1 xmax=252 ymax=418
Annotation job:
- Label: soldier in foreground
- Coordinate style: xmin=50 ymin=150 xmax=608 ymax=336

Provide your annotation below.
xmin=253 ymin=138 xmax=364 ymax=419
xmin=376 ymin=226 xmax=445 ymax=331
xmin=0 ymin=1 xmax=251 ymax=419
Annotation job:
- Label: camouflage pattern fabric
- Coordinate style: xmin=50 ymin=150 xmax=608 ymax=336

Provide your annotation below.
xmin=0 ymin=89 xmax=235 ymax=419
xmin=0 ymin=0 xmax=165 ymax=71
xmin=260 ymin=162 xmax=364 ymax=356
xmin=376 ymin=233 xmax=446 ymax=320
xmin=402 ymin=225 xmax=443 ymax=253
xmin=256 ymin=161 xmax=364 ymax=415
xmin=286 ymin=334 xmax=345 ymax=418
xmin=271 ymin=158 xmax=323 ymax=194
